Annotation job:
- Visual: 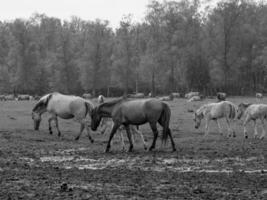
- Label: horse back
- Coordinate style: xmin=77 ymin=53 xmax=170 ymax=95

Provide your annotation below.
xmin=114 ymin=99 xmax=164 ymax=124
xmin=47 ymin=94 xmax=86 ymax=119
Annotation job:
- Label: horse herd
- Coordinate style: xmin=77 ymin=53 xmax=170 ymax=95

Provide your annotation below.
xmin=30 ymin=92 xmax=265 ymax=153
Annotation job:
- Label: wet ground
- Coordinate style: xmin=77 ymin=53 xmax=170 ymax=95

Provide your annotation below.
xmin=0 ymin=98 xmax=266 ymax=199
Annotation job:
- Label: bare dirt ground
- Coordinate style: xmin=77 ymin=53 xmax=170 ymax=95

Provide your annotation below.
xmin=0 ymin=97 xmax=266 ymax=199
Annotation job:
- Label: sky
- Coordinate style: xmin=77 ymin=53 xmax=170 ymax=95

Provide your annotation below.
xmin=0 ymin=0 xmax=220 ymax=28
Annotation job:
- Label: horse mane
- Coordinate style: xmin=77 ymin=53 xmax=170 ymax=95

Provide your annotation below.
xmin=98 ymin=97 xmax=126 ymax=109
xmin=32 ymin=93 xmax=53 ymax=112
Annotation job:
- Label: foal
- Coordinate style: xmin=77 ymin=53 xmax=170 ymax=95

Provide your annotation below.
xmin=194 ymin=101 xmax=237 ymax=137
xmin=237 ymin=103 xmax=267 ymax=139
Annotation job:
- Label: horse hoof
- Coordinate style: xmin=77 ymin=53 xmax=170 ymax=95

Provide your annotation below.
xmin=90 ymin=139 xmax=94 ymax=143
xmin=172 ymin=148 xmax=177 ymax=152
xmin=75 ymin=137 xmax=79 ymax=141
xmin=49 ymin=131 xmax=53 ymax=135
xmin=245 ymin=136 xmax=248 ymax=139
xmin=144 ymin=146 xmax=148 ymax=150
xmin=105 ymin=149 xmax=110 ymax=153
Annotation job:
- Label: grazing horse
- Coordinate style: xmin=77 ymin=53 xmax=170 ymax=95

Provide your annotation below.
xmin=237 ymin=103 xmax=267 ymax=139
xmin=194 ymin=101 xmax=237 ymax=137
xmin=90 ymin=98 xmax=176 ymax=152
xmin=97 ymin=95 xmax=148 ymax=150
xmin=32 ymin=92 xmax=95 ymax=142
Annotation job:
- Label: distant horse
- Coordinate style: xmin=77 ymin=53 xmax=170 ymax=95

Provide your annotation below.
xmin=129 ymin=93 xmax=145 ymax=98
xmin=18 ymin=94 xmax=30 ymax=101
xmin=237 ymin=103 xmax=267 ymax=139
xmin=0 ymin=95 xmax=6 ymax=101
xmin=97 ymin=95 xmax=148 ymax=150
xmin=90 ymin=98 xmax=176 ymax=152
xmin=159 ymin=94 xmax=174 ymax=101
xmin=256 ymin=93 xmax=263 ymax=99
xmin=185 ymin=92 xmax=199 ymax=99
xmin=171 ymin=92 xmax=180 ymax=98
xmin=217 ymin=92 xmax=226 ymax=101
xmin=32 ymin=92 xmax=95 ymax=142
xmin=194 ymin=101 xmax=237 ymax=137
xmin=188 ymin=96 xmax=201 ymax=102
xmin=5 ymin=94 xmax=15 ymax=101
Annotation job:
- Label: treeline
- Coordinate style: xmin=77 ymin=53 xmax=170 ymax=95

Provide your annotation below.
xmin=0 ymin=0 xmax=267 ymax=96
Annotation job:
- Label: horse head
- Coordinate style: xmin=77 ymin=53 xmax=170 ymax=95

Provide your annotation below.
xmin=31 ymin=93 xmax=52 ymax=130
xmin=194 ymin=111 xmax=204 ymax=129
xmin=32 ymin=111 xmax=42 ymax=130
xmin=237 ymin=103 xmax=251 ymax=119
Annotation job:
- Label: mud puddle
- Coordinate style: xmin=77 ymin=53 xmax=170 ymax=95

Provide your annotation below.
xmin=17 ymin=152 xmax=266 ymax=174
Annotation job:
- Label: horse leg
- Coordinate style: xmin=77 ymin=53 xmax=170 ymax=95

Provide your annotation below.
xmin=54 ymin=117 xmax=61 ymax=137
xmin=253 ymin=120 xmax=258 ymax=139
xmin=243 ymin=116 xmax=250 ymax=139
xmin=133 ymin=126 xmax=147 ymax=150
xmin=149 ymin=122 xmax=158 ymax=151
xmin=125 ymin=125 xmax=134 ymax=152
xmin=48 ymin=117 xmax=54 ymax=134
xmin=75 ymin=123 xmax=84 ymax=141
xmin=166 ymin=127 xmax=176 ymax=152
xmin=105 ymin=123 xmax=120 ymax=153
xmin=204 ymin=118 xmax=210 ymax=137
xmin=225 ymin=118 xmax=235 ymax=137
xmin=85 ymin=121 xmax=94 ymax=143
xmin=260 ymin=118 xmax=266 ymax=140
xmin=216 ymin=119 xmax=223 ymax=136
xmin=118 ymin=127 xmax=126 ymax=151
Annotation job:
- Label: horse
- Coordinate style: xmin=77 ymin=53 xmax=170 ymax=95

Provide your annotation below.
xmin=194 ymin=101 xmax=238 ymax=137
xmin=217 ymin=92 xmax=226 ymax=102
xmin=237 ymin=103 xmax=267 ymax=139
xmin=97 ymin=95 xmax=148 ymax=150
xmin=171 ymin=92 xmax=180 ymax=98
xmin=129 ymin=93 xmax=145 ymax=98
xmin=185 ymin=92 xmax=199 ymax=99
xmin=4 ymin=94 xmax=15 ymax=101
xmin=256 ymin=93 xmax=263 ymax=99
xmin=159 ymin=94 xmax=174 ymax=101
xmin=18 ymin=94 xmax=30 ymax=101
xmin=32 ymin=92 xmax=95 ymax=142
xmin=188 ymin=95 xmax=201 ymax=102
xmin=90 ymin=98 xmax=176 ymax=152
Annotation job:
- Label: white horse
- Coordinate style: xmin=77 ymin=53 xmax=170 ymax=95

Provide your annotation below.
xmin=32 ymin=92 xmax=95 ymax=142
xmin=194 ymin=101 xmax=238 ymax=137
xmin=97 ymin=95 xmax=148 ymax=150
xmin=237 ymin=103 xmax=267 ymax=139
xmin=256 ymin=93 xmax=263 ymax=99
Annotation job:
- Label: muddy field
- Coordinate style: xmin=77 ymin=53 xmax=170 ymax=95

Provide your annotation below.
xmin=0 ymin=97 xmax=266 ymax=199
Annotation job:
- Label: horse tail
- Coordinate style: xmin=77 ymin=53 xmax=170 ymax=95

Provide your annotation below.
xmin=84 ymin=101 xmax=94 ymax=117
xmin=228 ymin=103 xmax=236 ymax=119
xmin=159 ymin=102 xmax=171 ymax=144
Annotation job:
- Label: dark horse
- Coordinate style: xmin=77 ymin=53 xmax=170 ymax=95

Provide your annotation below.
xmin=90 ymin=98 xmax=176 ymax=152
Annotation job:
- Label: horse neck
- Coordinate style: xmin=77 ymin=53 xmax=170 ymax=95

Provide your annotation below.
xmin=98 ymin=105 xmax=113 ymax=117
